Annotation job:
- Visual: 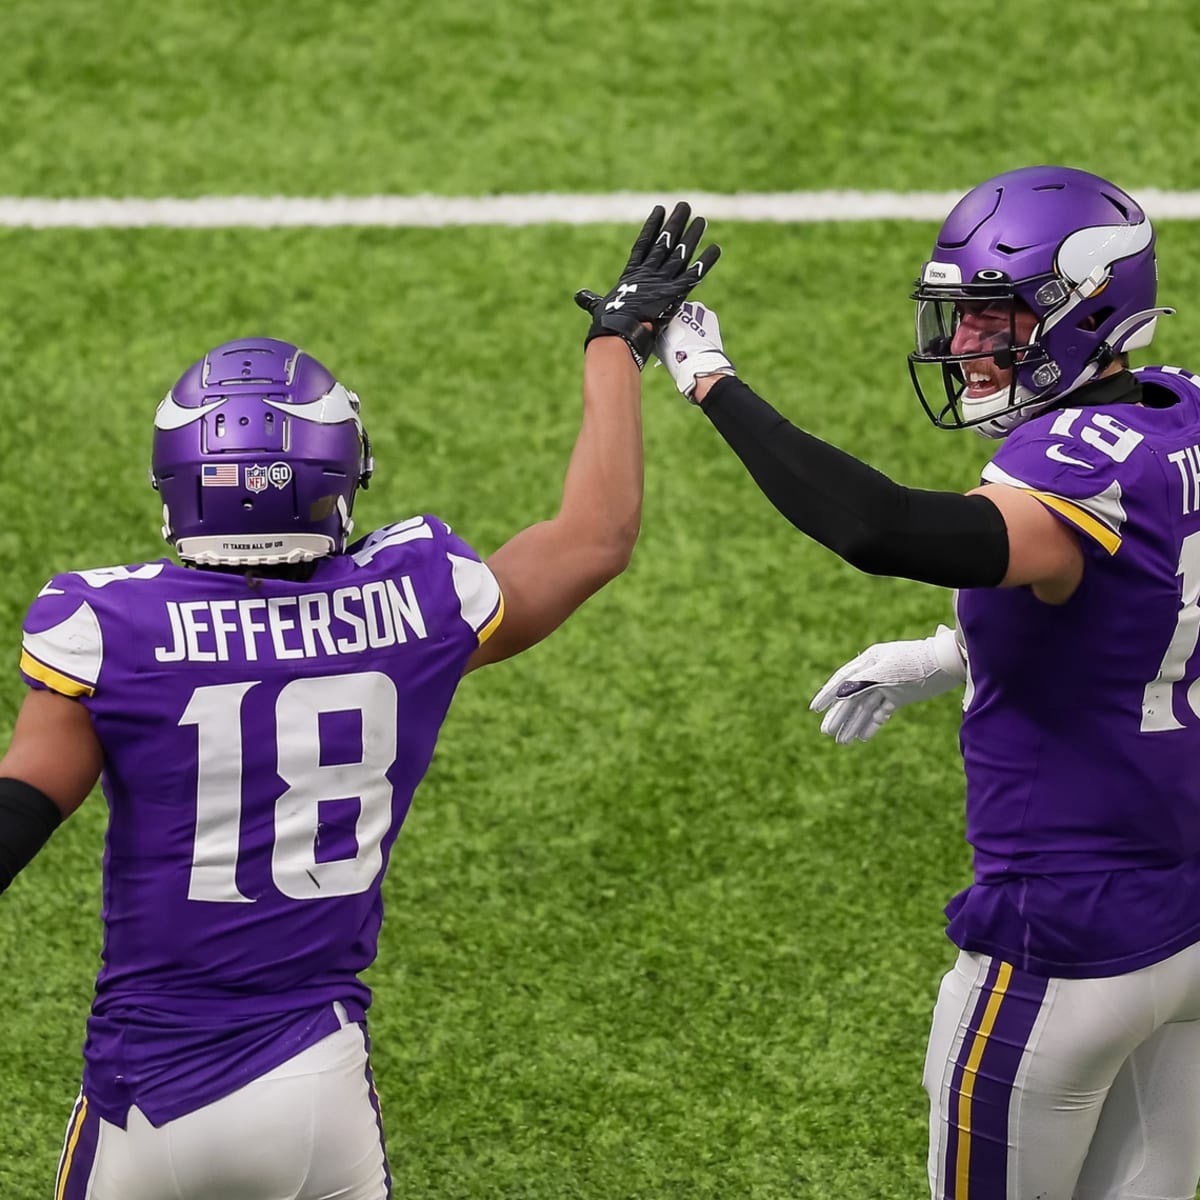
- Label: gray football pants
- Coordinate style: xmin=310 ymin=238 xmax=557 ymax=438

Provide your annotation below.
xmin=54 ymin=1015 xmax=390 ymax=1200
xmin=925 ymin=945 xmax=1200 ymax=1200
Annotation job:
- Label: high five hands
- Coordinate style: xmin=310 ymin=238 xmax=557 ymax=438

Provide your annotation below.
xmin=575 ymin=202 xmax=721 ymax=370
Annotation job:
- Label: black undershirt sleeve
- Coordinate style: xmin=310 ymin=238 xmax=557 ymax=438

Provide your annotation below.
xmin=0 ymin=777 xmax=63 ymax=894
xmin=699 ymin=376 xmax=1010 ymax=588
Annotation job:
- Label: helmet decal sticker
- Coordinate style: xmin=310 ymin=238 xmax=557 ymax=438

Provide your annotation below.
xmin=154 ymin=393 xmax=229 ymax=431
xmin=244 ymin=465 xmax=269 ymax=493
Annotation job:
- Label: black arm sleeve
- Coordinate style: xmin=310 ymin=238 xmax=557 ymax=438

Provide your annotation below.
xmin=0 ymin=777 xmax=63 ymax=894
xmin=698 ymin=376 xmax=1010 ymax=588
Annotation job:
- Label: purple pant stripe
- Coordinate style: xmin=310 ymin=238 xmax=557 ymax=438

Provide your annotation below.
xmin=941 ymin=957 xmax=1003 ymax=1196
xmin=940 ymin=964 xmax=1046 ymax=1200
xmin=361 ymin=1026 xmax=393 ymax=1200
xmin=57 ymin=1095 xmax=100 ymax=1200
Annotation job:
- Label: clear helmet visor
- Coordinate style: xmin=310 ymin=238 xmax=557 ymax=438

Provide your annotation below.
xmin=908 ymin=286 xmax=1050 ymax=432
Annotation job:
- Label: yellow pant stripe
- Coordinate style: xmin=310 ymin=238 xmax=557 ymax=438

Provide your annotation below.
xmin=55 ymin=1096 xmax=88 ymax=1200
xmin=954 ymin=961 xmax=1013 ymax=1198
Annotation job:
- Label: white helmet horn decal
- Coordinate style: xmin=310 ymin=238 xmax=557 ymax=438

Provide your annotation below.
xmin=263 ymin=381 xmax=362 ymax=428
xmin=1056 ymin=220 xmax=1154 ymax=287
xmin=154 ymin=391 xmax=229 ymax=431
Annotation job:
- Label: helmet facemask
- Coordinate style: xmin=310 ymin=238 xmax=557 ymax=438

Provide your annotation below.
xmin=909 ymin=275 xmax=1058 ymax=438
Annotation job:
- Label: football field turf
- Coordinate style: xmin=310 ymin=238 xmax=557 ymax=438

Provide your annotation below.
xmin=2 ymin=2 xmax=1200 ymax=1197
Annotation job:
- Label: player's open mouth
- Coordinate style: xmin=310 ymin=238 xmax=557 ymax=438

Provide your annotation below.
xmin=964 ymin=371 xmax=1002 ymax=398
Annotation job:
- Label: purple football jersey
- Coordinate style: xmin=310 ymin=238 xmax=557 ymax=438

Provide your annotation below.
xmin=950 ymin=367 xmax=1200 ymax=976
xmin=19 ymin=515 xmax=503 ymax=1127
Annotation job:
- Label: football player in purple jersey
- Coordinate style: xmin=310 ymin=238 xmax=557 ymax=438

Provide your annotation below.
xmin=658 ymin=167 xmax=1200 ymax=1198
xmin=0 ymin=202 xmax=718 ymax=1200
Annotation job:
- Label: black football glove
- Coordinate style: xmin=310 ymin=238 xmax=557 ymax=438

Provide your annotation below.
xmin=574 ymin=201 xmax=721 ymax=369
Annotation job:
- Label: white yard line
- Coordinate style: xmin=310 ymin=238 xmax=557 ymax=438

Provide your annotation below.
xmin=1 ymin=191 xmax=1199 ymax=227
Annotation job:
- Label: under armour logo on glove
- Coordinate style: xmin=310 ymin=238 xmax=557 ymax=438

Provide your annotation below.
xmin=573 ymin=202 xmax=721 ymax=370
xmin=606 ymin=283 xmax=639 ymax=312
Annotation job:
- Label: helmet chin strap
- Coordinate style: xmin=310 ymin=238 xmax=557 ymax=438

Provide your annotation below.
xmin=969 ymin=385 xmax=1052 ymax=439
xmin=967 ymin=358 xmax=1105 ymax=439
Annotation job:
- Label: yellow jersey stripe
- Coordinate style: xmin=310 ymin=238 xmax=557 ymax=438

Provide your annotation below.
xmin=1030 ymin=492 xmax=1122 ymax=556
xmin=477 ymin=592 xmax=505 ymax=646
xmin=55 ymin=1096 xmax=88 ymax=1200
xmin=954 ymin=961 xmax=1013 ymax=1199
xmin=19 ymin=650 xmax=95 ymax=698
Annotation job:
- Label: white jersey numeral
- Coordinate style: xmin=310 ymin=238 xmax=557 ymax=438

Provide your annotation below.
xmin=1141 ymin=531 xmax=1200 ymax=732
xmin=181 ymin=672 xmax=398 ymax=902
xmin=1080 ymin=412 xmax=1143 ymax=463
xmin=1047 ymin=409 xmax=1144 ymax=464
xmin=273 ymin=674 xmax=397 ymax=899
xmin=181 ymin=680 xmax=257 ymax=902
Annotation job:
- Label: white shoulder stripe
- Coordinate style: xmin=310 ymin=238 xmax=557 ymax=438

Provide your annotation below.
xmin=447 ymin=553 xmax=502 ymax=634
xmin=1068 ymin=479 xmax=1127 ymax=536
xmin=981 ymin=462 xmax=1127 ymax=536
xmin=22 ymin=602 xmax=104 ymax=688
xmin=979 ymin=462 xmax=1028 ymax=489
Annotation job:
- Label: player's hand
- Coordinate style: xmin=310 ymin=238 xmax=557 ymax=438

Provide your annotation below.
xmin=655 ymin=301 xmax=736 ymax=401
xmin=574 ymin=201 xmax=721 ymax=369
xmin=809 ymin=624 xmax=967 ymax=745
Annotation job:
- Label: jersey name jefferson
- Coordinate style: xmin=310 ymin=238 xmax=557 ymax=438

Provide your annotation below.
xmin=155 ymin=577 xmax=427 ymax=663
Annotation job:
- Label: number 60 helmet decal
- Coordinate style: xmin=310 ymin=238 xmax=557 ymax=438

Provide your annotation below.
xmin=909 ymin=165 xmax=1173 ymax=438
xmin=151 ymin=338 xmax=374 ymax=566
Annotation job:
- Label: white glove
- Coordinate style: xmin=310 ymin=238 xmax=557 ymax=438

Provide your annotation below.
xmin=809 ymin=624 xmax=967 ymax=745
xmin=654 ymin=301 xmax=736 ymax=400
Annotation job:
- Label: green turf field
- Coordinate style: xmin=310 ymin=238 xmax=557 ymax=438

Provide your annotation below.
xmin=2 ymin=2 xmax=1200 ymax=1197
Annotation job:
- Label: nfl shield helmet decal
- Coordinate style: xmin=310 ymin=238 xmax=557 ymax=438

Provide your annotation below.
xmin=244 ymin=464 xmax=269 ymax=493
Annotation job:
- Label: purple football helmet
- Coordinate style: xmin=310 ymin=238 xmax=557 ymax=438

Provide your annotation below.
xmin=151 ymin=338 xmax=373 ymax=565
xmin=909 ymin=166 xmax=1172 ymax=437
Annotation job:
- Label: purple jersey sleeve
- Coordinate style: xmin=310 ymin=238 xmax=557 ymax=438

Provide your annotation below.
xmin=20 ymin=563 xmax=170 ymax=700
xmin=440 ymin=521 xmax=504 ymax=645
xmin=982 ymin=405 xmax=1154 ymax=557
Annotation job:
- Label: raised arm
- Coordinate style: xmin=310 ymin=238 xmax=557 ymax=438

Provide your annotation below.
xmin=466 ymin=202 xmax=720 ymax=671
xmin=465 ymin=339 xmax=642 ymax=670
xmin=657 ymin=303 xmax=1085 ymax=596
